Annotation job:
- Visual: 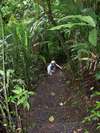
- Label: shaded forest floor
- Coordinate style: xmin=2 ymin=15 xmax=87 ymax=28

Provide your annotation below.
xmin=21 ymin=69 xmax=97 ymax=133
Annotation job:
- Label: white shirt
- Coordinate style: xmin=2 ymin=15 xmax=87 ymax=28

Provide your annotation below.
xmin=47 ymin=63 xmax=55 ymax=75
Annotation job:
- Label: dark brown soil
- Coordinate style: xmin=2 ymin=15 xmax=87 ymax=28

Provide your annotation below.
xmin=21 ymin=70 xmax=97 ymax=133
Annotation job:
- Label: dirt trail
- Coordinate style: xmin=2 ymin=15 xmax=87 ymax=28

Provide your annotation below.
xmin=21 ymin=70 xmax=93 ymax=133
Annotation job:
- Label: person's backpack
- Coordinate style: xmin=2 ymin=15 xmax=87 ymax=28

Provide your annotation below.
xmin=50 ymin=64 xmax=55 ymax=71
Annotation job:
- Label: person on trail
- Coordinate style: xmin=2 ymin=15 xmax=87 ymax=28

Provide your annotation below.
xmin=47 ymin=60 xmax=62 ymax=76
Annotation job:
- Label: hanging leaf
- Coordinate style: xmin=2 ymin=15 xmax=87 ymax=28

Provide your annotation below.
xmin=55 ymin=0 xmax=60 ymax=5
xmin=50 ymin=22 xmax=87 ymax=30
xmin=89 ymin=28 xmax=97 ymax=46
xmin=6 ymin=69 xmax=14 ymax=78
xmin=80 ymin=16 xmax=96 ymax=27
xmin=95 ymin=71 xmax=100 ymax=80
xmin=59 ymin=15 xmax=96 ymax=27
xmin=24 ymin=102 xmax=30 ymax=110
xmin=0 ymin=70 xmax=4 ymax=76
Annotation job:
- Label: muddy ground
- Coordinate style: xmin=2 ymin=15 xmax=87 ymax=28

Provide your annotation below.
xmin=21 ymin=69 xmax=98 ymax=133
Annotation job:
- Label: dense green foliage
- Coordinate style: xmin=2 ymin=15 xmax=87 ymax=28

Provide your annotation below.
xmin=0 ymin=0 xmax=100 ymax=132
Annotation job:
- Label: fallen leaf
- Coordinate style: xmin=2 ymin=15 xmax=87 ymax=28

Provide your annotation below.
xmin=59 ymin=102 xmax=64 ymax=106
xmin=51 ymin=92 xmax=56 ymax=96
xmin=49 ymin=116 xmax=55 ymax=123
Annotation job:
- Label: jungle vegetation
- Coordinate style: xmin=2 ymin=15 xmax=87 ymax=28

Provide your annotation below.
xmin=0 ymin=0 xmax=100 ymax=132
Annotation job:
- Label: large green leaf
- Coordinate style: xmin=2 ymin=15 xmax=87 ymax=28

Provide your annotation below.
xmin=89 ymin=28 xmax=97 ymax=46
xmin=50 ymin=15 xmax=96 ymax=31
xmin=60 ymin=15 xmax=96 ymax=27
xmin=71 ymin=43 xmax=89 ymax=51
xmin=50 ymin=22 xmax=87 ymax=30
xmin=80 ymin=16 xmax=96 ymax=27
xmin=95 ymin=71 xmax=100 ymax=80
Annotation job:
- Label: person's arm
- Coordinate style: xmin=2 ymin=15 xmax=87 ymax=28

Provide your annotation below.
xmin=56 ymin=63 xmax=62 ymax=70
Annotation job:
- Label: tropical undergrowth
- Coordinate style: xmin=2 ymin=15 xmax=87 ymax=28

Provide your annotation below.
xmin=0 ymin=0 xmax=100 ymax=132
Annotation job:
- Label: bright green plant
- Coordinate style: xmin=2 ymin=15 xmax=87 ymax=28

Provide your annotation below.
xmin=0 ymin=14 xmax=34 ymax=132
xmin=83 ymin=72 xmax=100 ymax=131
xmin=0 ymin=68 xmax=34 ymax=132
xmin=83 ymin=98 xmax=100 ymax=131
xmin=8 ymin=84 xmax=34 ymax=132
xmin=9 ymin=85 xmax=34 ymax=110
xmin=0 ymin=0 xmax=99 ymax=132
xmin=0 ymin=14 xmax=14 ymax=133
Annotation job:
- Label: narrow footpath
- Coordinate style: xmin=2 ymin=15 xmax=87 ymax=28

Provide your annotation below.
xmin=21 ymin=69 xmax=95 ymax=133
